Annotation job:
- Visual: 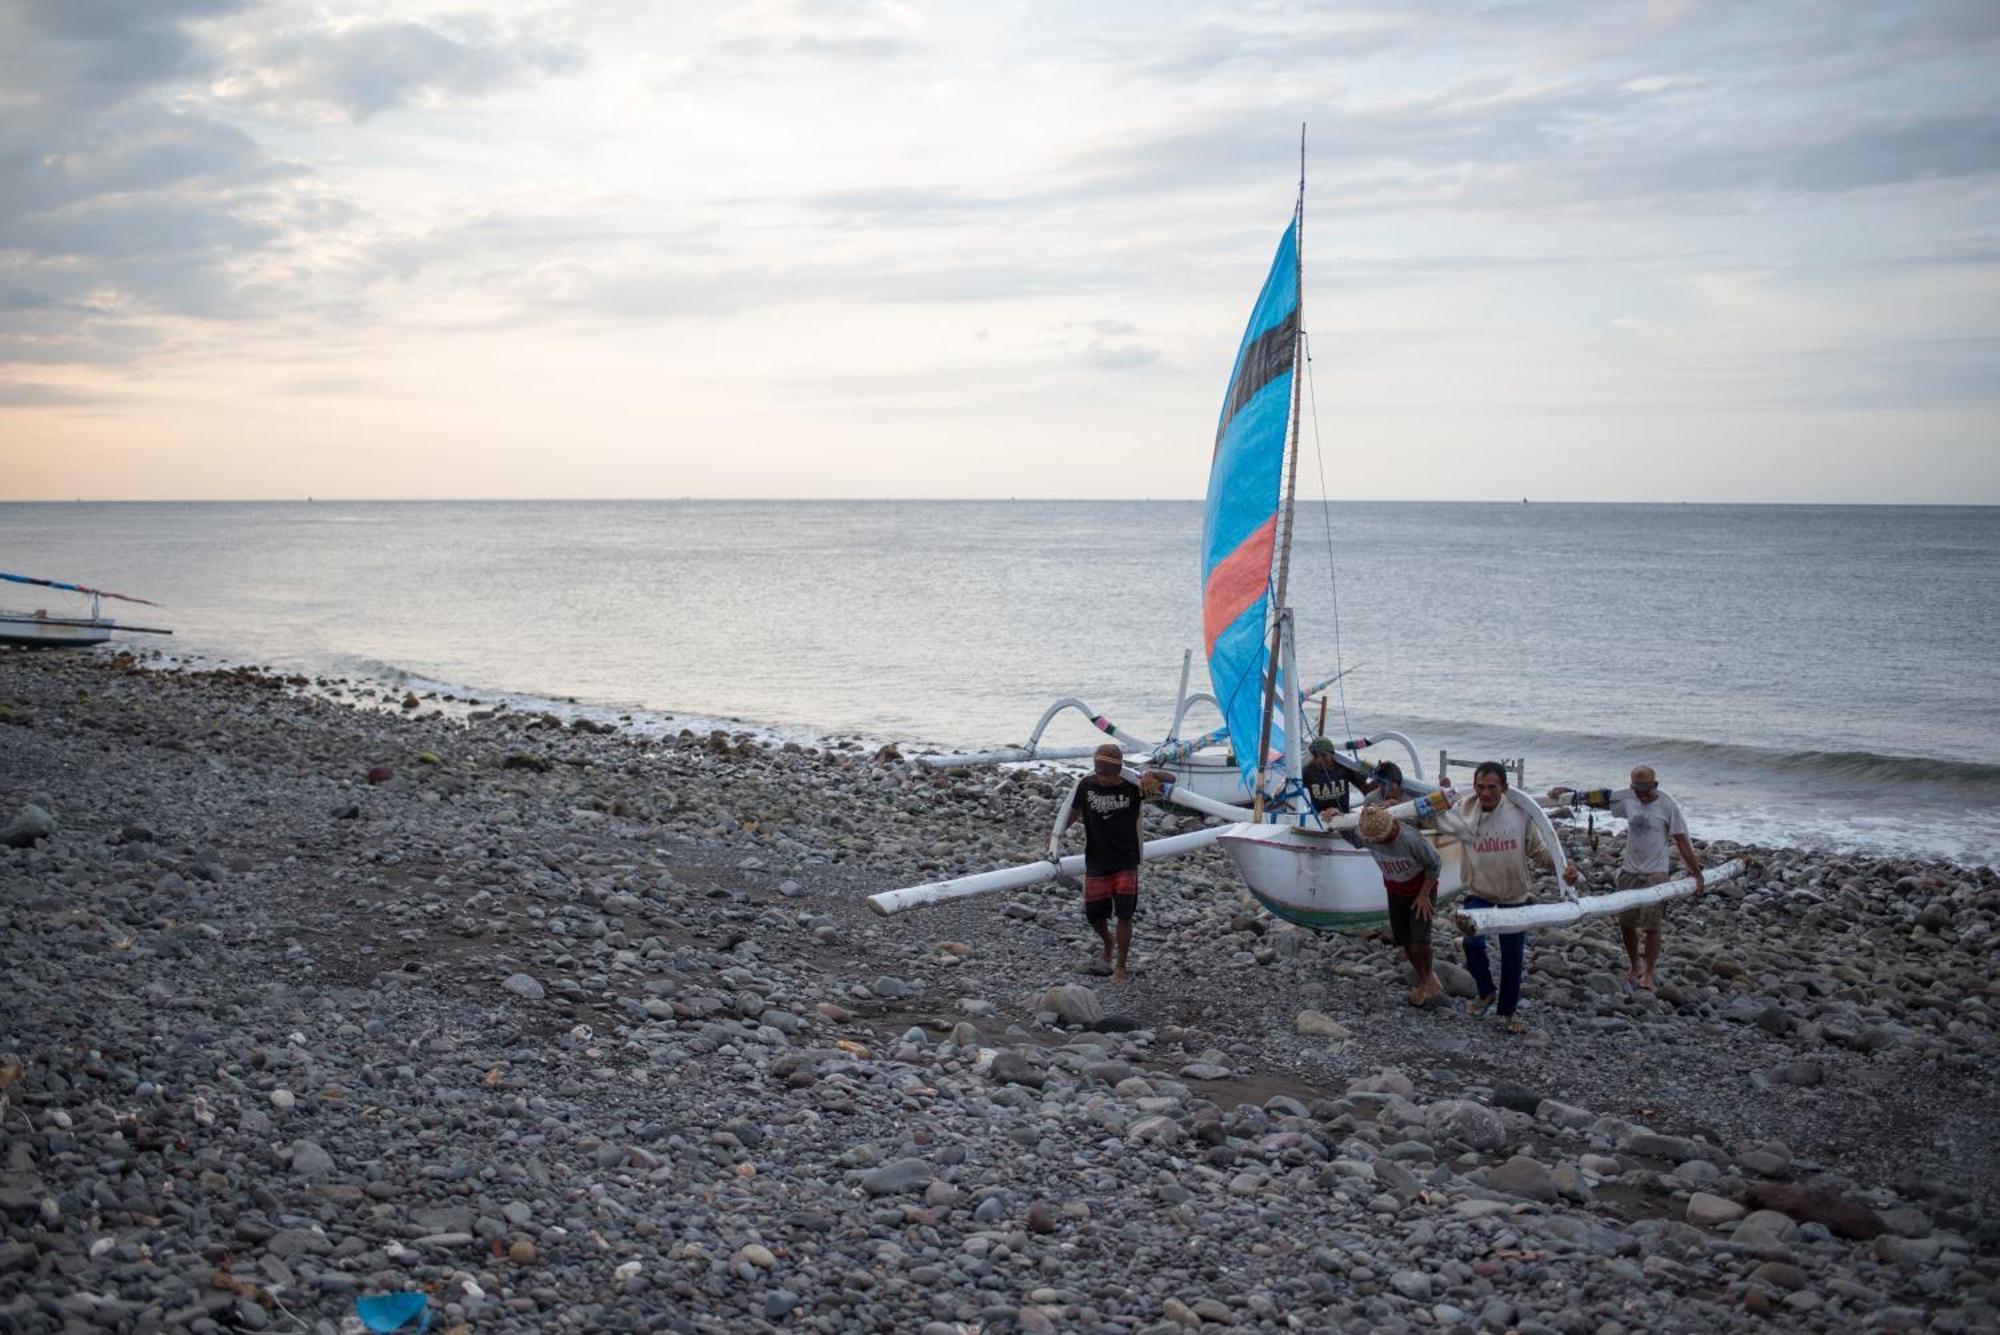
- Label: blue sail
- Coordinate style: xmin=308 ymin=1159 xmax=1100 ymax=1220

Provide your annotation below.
xmin=1201 ymin=221 xmax=1298 ymax=790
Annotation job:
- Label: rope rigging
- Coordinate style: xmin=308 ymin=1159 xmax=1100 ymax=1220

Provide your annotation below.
xmin=1300 ymin=329 xmax=1356 ymax=752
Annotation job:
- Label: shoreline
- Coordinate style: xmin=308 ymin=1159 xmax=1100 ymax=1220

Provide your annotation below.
xmin=136 ymin=642 xmax=2000 ymax=866
xmin=2 ymin=650 xmax=1994 ymax=1332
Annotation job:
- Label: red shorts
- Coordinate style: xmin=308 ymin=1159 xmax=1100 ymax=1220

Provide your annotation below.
xmin=1082 ymin=869 xmax=1139 ymax=902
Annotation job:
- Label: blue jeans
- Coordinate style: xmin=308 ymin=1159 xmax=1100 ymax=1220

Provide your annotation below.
xmin=1462 ymin=895 xmax=1528 ymax=1017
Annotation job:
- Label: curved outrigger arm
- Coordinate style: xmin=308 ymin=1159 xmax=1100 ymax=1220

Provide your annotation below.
xmin=912 ymin=665 xmax=1366 ymax=772
xmin=1329 ymin=730 xmax=1425 ymax=783
xmin=913 ymin=698 xmax=1159 ymax=769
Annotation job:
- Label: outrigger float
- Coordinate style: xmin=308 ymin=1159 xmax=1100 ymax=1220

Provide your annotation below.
xmin=873 ymin=133 xmax=1737 ymax=934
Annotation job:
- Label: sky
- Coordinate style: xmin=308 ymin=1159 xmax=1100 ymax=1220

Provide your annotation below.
xmin=1 ymin=0 xmax=1996 ymax=503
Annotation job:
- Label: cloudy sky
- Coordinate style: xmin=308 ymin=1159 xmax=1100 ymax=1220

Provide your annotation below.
xmin=2 ymin=0 xmax=1996 ymax=502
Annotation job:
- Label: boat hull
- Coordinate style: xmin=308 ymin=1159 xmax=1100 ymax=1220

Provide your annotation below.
xmin=1163 ymin=755 xmax=1259 ymax=805
xmin=0 ymin=614 xmax=114 ymax=649
xmin=1218 ymin=822 xmax=1463 ymax=932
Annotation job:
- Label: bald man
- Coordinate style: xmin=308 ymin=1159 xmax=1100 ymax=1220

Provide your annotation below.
xmin=1549 ymin=765 xmax=1705 ymax=990
xmin=1055 ymin=743 xmax=1170 ymax=983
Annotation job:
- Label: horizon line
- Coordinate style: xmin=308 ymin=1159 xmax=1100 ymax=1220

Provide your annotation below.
xmin=2 ymin=496 xmax=1996 ymax=508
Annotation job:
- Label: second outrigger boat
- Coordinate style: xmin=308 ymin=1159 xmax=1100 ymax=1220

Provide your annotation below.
xmin=0 ymin=572 xmax=172 ymax=650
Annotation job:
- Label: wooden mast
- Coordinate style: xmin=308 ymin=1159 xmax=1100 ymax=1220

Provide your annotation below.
xmin=1251 ymin=125 xmax=1307 ymax=820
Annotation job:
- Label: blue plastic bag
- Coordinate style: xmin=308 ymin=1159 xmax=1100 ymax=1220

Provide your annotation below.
xmin=356 ymin=1292 xmax=430 ymax=1332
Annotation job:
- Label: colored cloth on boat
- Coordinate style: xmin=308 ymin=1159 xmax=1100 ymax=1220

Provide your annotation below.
xmin=1071 ymin=777 xmax=1145 ymax=875
xmin=1615 ymin=868 xmax=1672 ymax=930
xmin=1202 ymin=219 xmax=1300 ymax=789
xmin=1363 ymin=824 xmax=1440 ymax=896
xmin=1303 ymin=753 xmax=1369 ymax=814
xmin=1610 ymin=790 xmax=1689 ymax=876
xmin=1461 ymin=893 xmax=1528 ymax=1016
xmin=1450 ymin=793 xmax=1554 ymax=906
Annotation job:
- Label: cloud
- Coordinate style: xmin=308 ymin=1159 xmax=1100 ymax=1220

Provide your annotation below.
xmin=0 ymin=379 xmax=114 ymax=407
xmin=0 ymin=0 xmax=244 ymax=104
xmin=0 ymin=3 xmax=586 ymax=380
xmin=714 ymin=0 xmax=925 ymax=60
xmin=213 ymin=15 xmax=583 ymax=122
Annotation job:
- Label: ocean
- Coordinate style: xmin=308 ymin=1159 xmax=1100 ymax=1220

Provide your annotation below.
xmin=3 ymin=500 xmax=1996 ymax=864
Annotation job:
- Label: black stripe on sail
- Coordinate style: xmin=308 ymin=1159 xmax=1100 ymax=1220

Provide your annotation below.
xmin=1214 ymin=310 xmax=1297 ymax=448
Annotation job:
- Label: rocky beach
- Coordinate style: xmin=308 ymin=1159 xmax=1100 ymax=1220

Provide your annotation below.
xmin=1 ymin=649 xmax=1994 ymax=1334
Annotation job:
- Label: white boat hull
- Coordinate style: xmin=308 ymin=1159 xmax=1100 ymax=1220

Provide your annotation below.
xmin=1218 ymin=822 xmax=1463 ymax=932
xmin=1164 ymin=755 xmax=1259 ymax=805
xmin=0 ymin=614 xmax=114 ymax=649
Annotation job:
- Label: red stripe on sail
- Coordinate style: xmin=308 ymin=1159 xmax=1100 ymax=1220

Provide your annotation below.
xmin=1202 ymin=514 xmax=1278 ymax=656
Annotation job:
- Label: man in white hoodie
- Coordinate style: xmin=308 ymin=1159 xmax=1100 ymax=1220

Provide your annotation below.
xmin=1455 ymin=761 xmax=1579 ymax=1032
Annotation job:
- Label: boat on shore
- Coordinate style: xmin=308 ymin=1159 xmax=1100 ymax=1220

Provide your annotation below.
xmin=0 ymin=573 xmax=173 ymax=650
xmin=876 ymin=134 xmax=1728 ymax=932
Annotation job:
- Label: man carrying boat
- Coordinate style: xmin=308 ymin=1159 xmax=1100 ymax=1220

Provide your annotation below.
xmin=1303 ymin=738 xmax=1374 ymax=816
xmin=1547 ymin=766 xmax=1704 ymax=991
xmin=1454 ymin=762 xmax=1580 ymax=1033
xmin=1358 ymin=803 xmax=1444 ymax=1005
xmin=1056 ymin=743 xmax=1171 ymax=983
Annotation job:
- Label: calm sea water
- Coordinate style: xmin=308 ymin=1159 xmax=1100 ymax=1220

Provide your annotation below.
xmin=3 ymin=500 xmax=1996 ymax=862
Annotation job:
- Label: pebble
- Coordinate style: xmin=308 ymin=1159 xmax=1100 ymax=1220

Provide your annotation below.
xmin=501 ymin=972 xmax=545 ymax=1000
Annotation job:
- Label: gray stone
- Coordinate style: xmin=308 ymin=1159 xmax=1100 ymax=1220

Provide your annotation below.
xmin=1040 ymin=984 xmax=1104 ymax=1026
xmin=289 ymin=1139 xmax=336 ymax=1178
xmin=1295 ymin=1009 xmax=1349 ymax=1038
xmin=1687 ymin=1192 xmax=1746 ymax=1228
xmin=861 ymin=1157 xmax=934 ymax=1196
xmin=1536 ymin=1099 xmax=1595 ymax=1130
xmin=0 ymin=803 xmax=56 ymax=848
xmin=1434 ymin=961 xmax=1479 ymax=999
xmin=989 ymin=1050 xmax=1045 ymax=1088
xmin=1484 ymin=1155 xmax=1556 ymax=1202
xmin=1424 ymin=1100 xmax=1506 ymax=1152
xmin=1771 ymin=1059 xmax=1823 ymax=1087
xmin=501 ymin=973 xmax=545 ymax=1000
xmin=1179 ymin=1062 xmax=1232 ymax=1081
xmin=1128 ymin=1116 xmax=1187 ymax=1147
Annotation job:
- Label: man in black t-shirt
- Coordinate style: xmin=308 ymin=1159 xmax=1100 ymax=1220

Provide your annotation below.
xmin=1056 ymin=743 xmax=1170 ymax=982
xmin=1303 ymin=737 xmax=1374 ymax=815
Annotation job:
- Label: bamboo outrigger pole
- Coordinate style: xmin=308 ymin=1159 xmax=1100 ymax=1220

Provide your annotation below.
xmin=1450 ymin=861 xmax=1743 ymax=936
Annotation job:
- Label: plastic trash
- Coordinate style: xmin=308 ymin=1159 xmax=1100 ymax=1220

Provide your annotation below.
xmin=356 ymin=1292 xmax=430 ymax=1332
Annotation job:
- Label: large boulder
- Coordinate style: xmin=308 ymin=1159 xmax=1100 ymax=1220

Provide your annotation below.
xmin=0 ymin=804 xmax=56 ymax=849
xmin=989 ymin=1050 xmax=1045 ymax=1089
xmin=1040 ymin=984 xmax=1104 ymax=1027
xmin=1425 ymin=1100 xmax=1506 ymax=1152
xmin=1434 ymin=961 xmax=1480 ymax=999
xmin=1687 ymin=1192 xmax=1746 ymax=1228
xmin=1484 ymin=1155 xmax=1556 ymax=1201
xmin=860 ymin=1158 xmax=934 ymax=1196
